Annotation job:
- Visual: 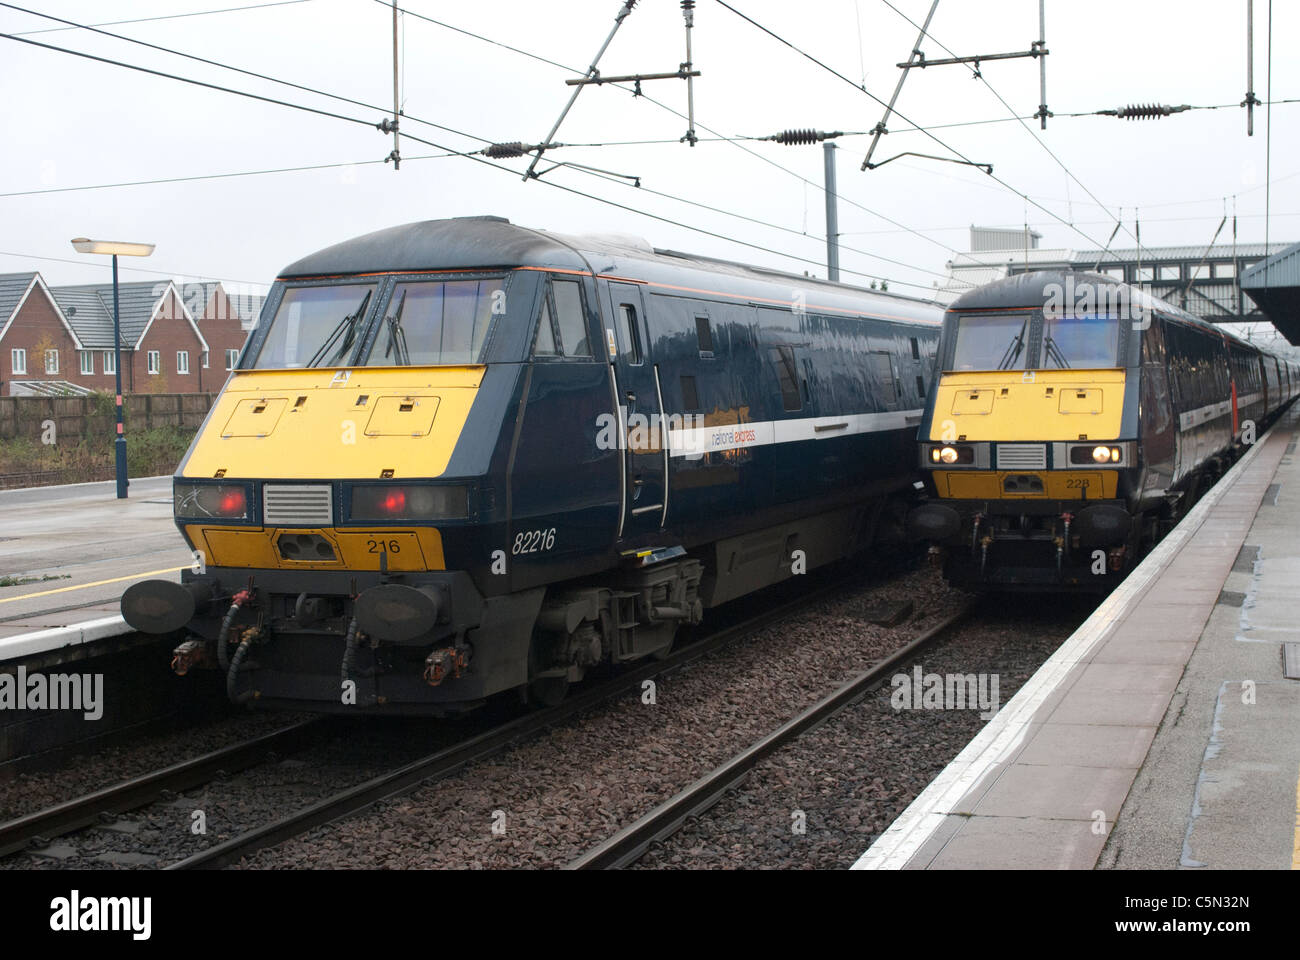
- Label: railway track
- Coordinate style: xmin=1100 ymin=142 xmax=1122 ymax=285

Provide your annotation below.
xmin=165 ymin=571 xmax=879 ymax=870
xmin=0 ymin=719 xmax=324 ymax=858
xmin=567 ymin=604 xmax=971 ymax=870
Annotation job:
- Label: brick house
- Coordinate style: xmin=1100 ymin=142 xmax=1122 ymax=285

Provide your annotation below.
xmin=51 ymin=279 xmax=211 ymax=394
xmin=183 ymin=282 xmax=264 ymax=375
xmin=0 ymin=272 xmax=89 ymax=396
xmin=0 ymin=271 xmax=258 ymax=396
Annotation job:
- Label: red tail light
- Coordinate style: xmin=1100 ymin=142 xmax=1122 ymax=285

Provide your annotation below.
xmin=218 ymin=489 xmax=247 ymax=515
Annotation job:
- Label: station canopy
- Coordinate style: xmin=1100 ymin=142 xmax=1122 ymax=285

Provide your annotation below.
xmin=1241 ymin=242 xmax=1300 ymax=344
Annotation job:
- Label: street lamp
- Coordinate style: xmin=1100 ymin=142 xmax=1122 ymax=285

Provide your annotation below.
xmin=70 ymin=237 xmax=156 ymax=499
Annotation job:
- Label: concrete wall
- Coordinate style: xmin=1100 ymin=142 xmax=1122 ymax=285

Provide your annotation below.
xmin=0 ymin=392 xmax=215 ymax=441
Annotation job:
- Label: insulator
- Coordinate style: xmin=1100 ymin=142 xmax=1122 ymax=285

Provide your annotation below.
xmin=770 ymin=128 xmax=834 ymax=145
xmin=1110 ymin=103 xmax=1189 ymax=120
xmin=484 ymin=142 xmax=527 ymax=158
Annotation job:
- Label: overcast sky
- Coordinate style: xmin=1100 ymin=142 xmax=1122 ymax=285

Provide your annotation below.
xmin=1 ymin=0 xmax=1296 ymax=299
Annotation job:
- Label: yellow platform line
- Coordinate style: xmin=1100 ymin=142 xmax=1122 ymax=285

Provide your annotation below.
xmin=0 ymin=565 xmax=190 ymax=604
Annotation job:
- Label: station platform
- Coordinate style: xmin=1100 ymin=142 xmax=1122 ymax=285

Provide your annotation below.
xmin=855 ymin=412 xmax=1300 ymax=871
xmin=0 ymin=476 xmax=190 ymax=661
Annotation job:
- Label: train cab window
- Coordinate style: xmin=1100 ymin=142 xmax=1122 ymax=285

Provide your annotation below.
xmin=951 ymin=313 xmax=1032 ymax=370
xmin=769 ymin=345 xmax=802 ymax=412
xmin=617 ymin=303 xmax=643 ymax=365
xmin=254 ymin=283 xmax=376 ymax=368
xmin=551 ymin=279 xmax=592 ymax=357
xmin=363 ymin=278 xmax=504 ymax=366
xmin=1041 ymin=313 xmax=1121 ymax=369
xmin=532 ymin=298 xmax=559 ymax=356
xmin=695 ymin=315 xmax=714 ymax=356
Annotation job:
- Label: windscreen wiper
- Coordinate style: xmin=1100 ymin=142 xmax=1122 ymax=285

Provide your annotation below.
xmin=996 ymin=316 xmax=1030 ymax=370
xmin=1043 ymin=335 xmax=1071 ymax=369
xmin=383 ymin=290 xmax=410 ymax=366
xmin=307 ymin=290 xmax=372 ymax=368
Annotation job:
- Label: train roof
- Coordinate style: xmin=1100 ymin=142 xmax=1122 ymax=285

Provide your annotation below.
xmin=947 ymin=269 xmax=1293 ymax=361
xmin=276 ymin=216 xmax=940 ymax=324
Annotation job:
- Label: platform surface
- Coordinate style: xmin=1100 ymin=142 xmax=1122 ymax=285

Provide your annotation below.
xmin=0 ymin=476 xmax=189 ymax=657
xmin=856 ymin=412 xmax=1300 ymax=870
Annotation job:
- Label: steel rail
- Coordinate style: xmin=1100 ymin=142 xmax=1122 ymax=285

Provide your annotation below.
xmin=0 ymin=718 xmax=324 ymax=857
xmin=566 ymin=604 xmax=971 ymax=870
xmin=166 ymin=570 xmax=879 ymax=870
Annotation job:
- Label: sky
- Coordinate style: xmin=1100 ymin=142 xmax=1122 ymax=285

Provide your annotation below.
xmin=0 ymin=0 xmax=1296 ymax=301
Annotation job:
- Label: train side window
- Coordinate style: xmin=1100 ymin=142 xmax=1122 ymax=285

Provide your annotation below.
xmin=916 ymin=375 xmax=926 ymax=400
xmin=532 ymin=297 xmax=559 ymax=357
xmin=870 ymin=351 xmax=898 ymax=404
xmin=680 ymin=375 xmax=700 ymax=410
xmin=617 ymin=303 xmax=643 ymax=365
xmin=910 ymin=337 xmax=920 ymax=360
xmin=695 ymin=315 xmax=714 ymax=356
xmin=552 ymin=279 xmax=592 ymax=357
xmin=769 ymin=345 xmax=802 ymax=412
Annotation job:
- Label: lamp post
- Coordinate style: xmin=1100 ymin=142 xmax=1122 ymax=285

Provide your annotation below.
xmin=70 ymin=238 xmax=155 ymax=499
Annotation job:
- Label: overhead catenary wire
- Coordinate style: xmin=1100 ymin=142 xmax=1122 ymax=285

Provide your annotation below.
xmin=0 ymin=2 xmax=491 ymax=148
xmin=875 ymin=0 xmax=1136 ymax=256
xmin=713 ymin=0 xmax=1124 ymax=260
xmin=0 ymin=16 xmax=948 ymax=293
xmin=0 ymin=153 xmax=465 ymax=199
xmin=8 ymin=0 xmax=315 ymax=36
xmin=0 ymin=250 xmax=269 ymax=288
xmin=375 ymin=0 xmax=1010 ymax=273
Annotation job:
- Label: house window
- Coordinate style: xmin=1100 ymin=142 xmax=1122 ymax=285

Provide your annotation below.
xmin=147 ymin=350 xmax=160 ymax=374
xmin=201 ymin=350 xmax=209 ymax=368
xmin=79 ymin=350 xmax=94 ymax=375
xmin=45 ymin=349 xmax=58 ymax=374
xmin=177 ymin=350 xmax=190 ymax=375
xmin=225 ymin=349 xmax=239 ymax=370
xmin=10 ymin=348 xmax=25 ymax=375
xmin=103 ymin=351 xmax=116 ymax=374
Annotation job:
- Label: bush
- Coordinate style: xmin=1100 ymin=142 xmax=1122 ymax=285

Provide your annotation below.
xmin=0 ymin=425 xmax=197 ymax=488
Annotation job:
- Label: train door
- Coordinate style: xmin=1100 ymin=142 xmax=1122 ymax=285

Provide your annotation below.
xmin=603 ymin=281 xmax=667 ymax=540
xmin=1139 ymin=318 xmax=1175 ymax=491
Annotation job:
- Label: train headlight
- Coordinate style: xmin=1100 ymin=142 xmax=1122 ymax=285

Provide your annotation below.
xmin=174 ymin=482 xmax=251 ymax=520
xmin=930 ymin=445 xmax=974 ymax=465
xmin=350 ymin=484 xmax=468 ymax=521
xmin=1070 ymin=444 xmax=1124 ymax=465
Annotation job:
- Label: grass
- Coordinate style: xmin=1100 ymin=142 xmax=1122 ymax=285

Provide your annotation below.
xmin=0 ymin=426 xmax=196 ymax=489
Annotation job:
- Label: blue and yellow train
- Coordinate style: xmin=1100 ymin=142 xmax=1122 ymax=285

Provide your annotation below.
xmin=123 ymin=216 xmax=941 ymax=712
xmin=906 ymin=270 xmax=1300 ymax=591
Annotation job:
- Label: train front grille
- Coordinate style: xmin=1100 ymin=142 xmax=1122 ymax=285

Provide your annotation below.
xmin=263 ymin=484 xmax=333 ymax=527
xmin=995 ymin=443 xmax=1047 ymax=470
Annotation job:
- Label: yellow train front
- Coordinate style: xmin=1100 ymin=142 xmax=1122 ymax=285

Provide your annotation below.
xmin=906 ymin=270 xmax=1300 ymax=591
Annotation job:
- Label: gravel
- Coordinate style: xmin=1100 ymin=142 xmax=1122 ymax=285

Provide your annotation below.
xmin=233 ymin=562 xmax=971 ymax=869
xmin=634 ymin=593 xmax=1095 ymax=869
